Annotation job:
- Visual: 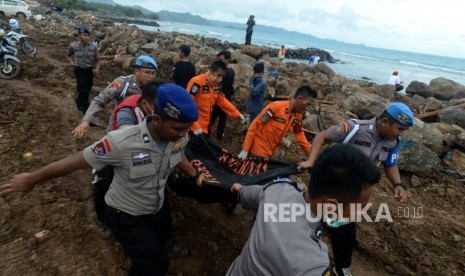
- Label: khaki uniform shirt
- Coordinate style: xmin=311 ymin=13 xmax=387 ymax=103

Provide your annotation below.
xmin=67 ymin=41 xmax=99 ymax=69
xmin=83 ymin=74 xmax=141 ymax=126
xmin=83 ymin=120 xmax=188 ymax=216
xmin=328 ymin=118 xmax=400 ymax=166
xmin=227 ymin=181 xmax=329 ymax=276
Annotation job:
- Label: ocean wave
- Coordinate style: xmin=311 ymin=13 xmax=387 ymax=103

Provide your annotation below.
xmin=337 ymin=52 xmax=384 ymax=61
xmin=399 ymin=60 xmax=465 ymax=74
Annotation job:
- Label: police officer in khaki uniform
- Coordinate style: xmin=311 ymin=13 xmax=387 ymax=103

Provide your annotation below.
xmin=1 ymin=84 xmax=203 ymax=276
xmin=227 ymin=144 xmax=381 ymax=276
xmin=72 ymin=55 xmax=157 ymax=138
xmin=66 ymin=26 xmax=100 ymax=114
xmin=298 ymin=102 xmax=415 ymax=276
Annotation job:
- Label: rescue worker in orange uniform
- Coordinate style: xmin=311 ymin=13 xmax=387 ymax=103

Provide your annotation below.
xmin=186 ymin=60 xmax=245 ymax=135
xmin=238 ymin=85 xmax=318 ymax=159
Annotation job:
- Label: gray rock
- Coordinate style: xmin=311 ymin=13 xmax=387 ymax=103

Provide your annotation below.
xmin=402 ymin=120 xmax=445 ymax=154
xmin=342 ymin=92 xmax=389 ymax=119
xmin=422 ymin=97 xmax=445 ymax=113
xmin=429 ymin=77 xmax=465 ymax=100
xmin=438 ymin=108 xmax=465 ymax=129
xmin=398 ymin=140 xmax=440 ymax=172
xmin=442 ymin=150 xmax=465 ymax=176
xmin=406 ymin=81 xmax=434 ymax=98
xmin=311 ymin=62 xmax=335 ymax=79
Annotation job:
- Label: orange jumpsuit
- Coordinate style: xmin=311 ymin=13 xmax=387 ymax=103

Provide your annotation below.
xmin=186 ymin=73 xmax=240 ymax=134
xmin=241 ymin=100 xmax=311 ymax=158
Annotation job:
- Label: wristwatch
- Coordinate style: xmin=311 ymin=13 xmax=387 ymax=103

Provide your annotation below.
xmin=394 ymin=183 xmax=408 ymax=190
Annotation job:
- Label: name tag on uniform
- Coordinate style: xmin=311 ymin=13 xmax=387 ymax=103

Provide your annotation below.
xmin=274 ymin=117 xmax=286 ymax=124
xmin=354 ymin=140 xmax=371 ymax=147
xmin=131 ymin=151 xmax=152 ymax=166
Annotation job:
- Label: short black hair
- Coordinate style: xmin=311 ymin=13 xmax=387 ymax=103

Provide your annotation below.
xmin=309 ymin=143 xmax=381 ymax=203
xmin=253 ymin=62 xmax=264 ymax=73
xmin=142 ymin=81 xmax=165 ymax=107
xmin=210 ymin=60 xmax=227 ymax=72
xmin=179 ymin=45 xmax=191 ymax=56
xmin=377 ymin=110 xmax=397 ymax=125
xmin=293 ymin=85 xmax=318 ymax=99
xmin=216 ymin=50 xmax=231 ymax=60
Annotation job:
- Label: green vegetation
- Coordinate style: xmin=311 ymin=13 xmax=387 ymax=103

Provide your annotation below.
xmin=53 ymin=0 xmax=159 ymax=19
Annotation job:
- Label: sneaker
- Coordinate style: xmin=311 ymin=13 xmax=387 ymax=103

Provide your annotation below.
xmin=333 ymin=267 xmax=352 ymax=276
xmin=164 ymin=239 xmax=188 ymax=258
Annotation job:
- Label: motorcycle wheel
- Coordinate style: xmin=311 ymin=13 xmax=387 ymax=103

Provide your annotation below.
xmin=0 ymin=59 xmax=21 ymax=79
xmin=22 ymin=38 xmax=37 ymax=55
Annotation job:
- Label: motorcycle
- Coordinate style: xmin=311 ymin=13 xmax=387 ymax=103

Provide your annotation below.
xmin=5 ymin=29 xmax=37 ymax=56
xmin=0 ymin=37 xmax=21 ymax=79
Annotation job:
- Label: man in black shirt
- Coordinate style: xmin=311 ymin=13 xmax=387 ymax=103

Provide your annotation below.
xmin=172 ymin=45 xmax=196 ymax=88
xmin=210 ymin=50 xmax=236 ymax=140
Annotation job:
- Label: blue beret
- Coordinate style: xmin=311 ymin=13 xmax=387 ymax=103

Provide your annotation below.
xmin=386 ymin=102 xmax=414 ymax=127
xmin=156 ymin=84 xmax=198 ymax=123
xmin=77 ymin=27 xmax=91 ymax=35
xmin=135 ymin=55 xmax=157 ymax=70
xmin=268 ymin=71 xmax=280 ymax=79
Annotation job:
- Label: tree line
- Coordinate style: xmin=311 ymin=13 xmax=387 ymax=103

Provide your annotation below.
xmin=52 ymin=0 xmax=159 ymax=20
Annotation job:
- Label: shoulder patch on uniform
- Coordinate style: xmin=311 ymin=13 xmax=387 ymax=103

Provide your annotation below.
xmin=171 ymin=140 xmax=183 ymax=155
xmin=190 ymin=83 xmax=200 ymax=94
xmin=342 ymin=121 xmax=350 ymax=133
xmin=261 ymin=109 xmax=274 ymax=122
xmin=143 ymin=133 xmax=150 ymax=143
xmin=92 ymin=137 xmax=112 ymax=156
xmin=108 ymin=79 xmax=123 ymax=92
xmin=202 ymin=85 xmax=210 ymax=93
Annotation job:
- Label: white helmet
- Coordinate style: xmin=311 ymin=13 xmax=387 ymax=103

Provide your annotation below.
xmin=0 ymin=29 xmax=5 ymax=39
xmin=9 ymin=19 xmax=19 ymax=29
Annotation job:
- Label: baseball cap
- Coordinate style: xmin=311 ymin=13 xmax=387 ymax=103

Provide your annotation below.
xmin=386 ymin=102 xmax=414 ymax=127
xmin=156 ymin=84 xmax=199 ymax=123
xmin=77 ymin=26 xmax=91 ymax=35
xmin=135 ymin=55 xmax=157 ymax=70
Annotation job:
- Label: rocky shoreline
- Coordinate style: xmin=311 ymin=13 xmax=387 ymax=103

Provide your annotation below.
xmin=18 ymin=11 xmax=465 ymax=175
xmin=2 ymin=11 xmax=465 ymax=276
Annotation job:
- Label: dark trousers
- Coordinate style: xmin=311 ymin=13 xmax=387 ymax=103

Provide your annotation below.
xmin=104 ymin=198 xmax=172 ymax=276
xmin=92 ymin=166 xmax=114 ymax=224
xmin=248 ymin=112 xmax=258 ymax=125
xmin=210 ymin=105 xmax=227 ymax=140
xmin=93 ymin=167 xmax=174 ymax=243
xmin=329 ymin=222 xmax=356 ymax=269
xmin=74 ymin=67 xmax=93 ymax=114
xmin=245 ymin=31 xmax=253 ymax=45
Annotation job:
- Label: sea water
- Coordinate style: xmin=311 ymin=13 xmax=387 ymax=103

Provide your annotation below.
xmin=136 ymin=21 xmax=465 ymax=87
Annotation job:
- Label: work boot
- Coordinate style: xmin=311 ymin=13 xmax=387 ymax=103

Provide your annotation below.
xmin=92 ymin=213 xmax=112 ymax=239
xmin=333 ymin=267 xmax=353 ymax=276
xmin=164 ymin=238 xmax=188 ymax=258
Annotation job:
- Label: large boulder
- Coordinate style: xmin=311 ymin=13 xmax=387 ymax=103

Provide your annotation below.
xmin=406 ymin=81 xmax=434 ymax=98
xmin=231 ymin=52 xmax=257 ymax=66
xmin=342 ymin=92 xmax=389 ymax=119
xmin=240 ymin=45 xmax=268 ymax=59
xmin=422 ymin=97 xmax=445 ymax=113
xmin=365 ymin=84 xmax=395 ymax=101
xmin=438 ymin=108 xmax=465 ymax=129
xmin=311 ymin=63 xmax=335 ymax=79
xmin=275 ymin=80 xmax=292 ymax=96
xmin=397 ymin=140 xmax=440 ymax=172
xmin=402 ymin=120 xmax=445 ymax=154
xmin=429 ymin=77 xmax=465 ymax=100
xmin=442 ymin=150 xmax=465 ymax=176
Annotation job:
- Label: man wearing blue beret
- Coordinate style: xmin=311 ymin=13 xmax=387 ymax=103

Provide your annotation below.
xmin=1 ymin=84 xmax=204 ymax=276
xmin=298 ymin=102 xmax=414 ymax=276
xmin=72 ymin=54 xmax=158 ymax=138
xmin=67 ymin=26 xmax=100 ymax=115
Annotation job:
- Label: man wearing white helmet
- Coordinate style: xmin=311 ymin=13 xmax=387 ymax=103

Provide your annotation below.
xmin=8 ymin=19 xmax=19 ymax=30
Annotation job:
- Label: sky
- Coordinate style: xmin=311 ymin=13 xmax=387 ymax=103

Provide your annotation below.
xmin=114 ymin=0 xmax=465 ymax=59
